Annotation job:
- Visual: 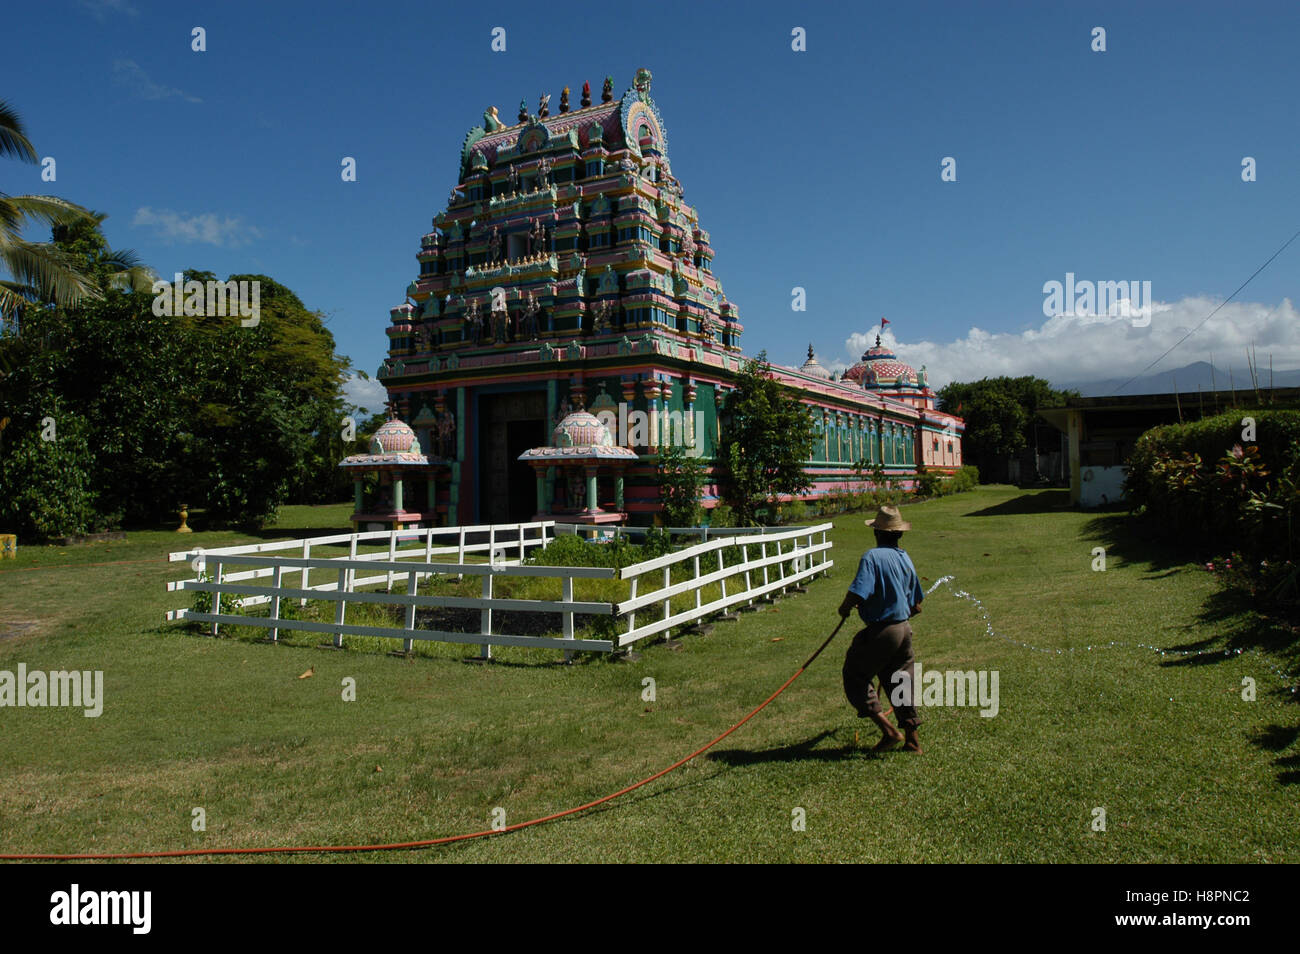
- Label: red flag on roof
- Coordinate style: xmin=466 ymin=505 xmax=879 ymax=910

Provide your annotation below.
xmin=880 ymin=318 xmax=890 ymax=328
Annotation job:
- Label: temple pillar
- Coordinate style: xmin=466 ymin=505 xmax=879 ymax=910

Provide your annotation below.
xmin=585 ymin=468 xmax=599 ymax=513
xmin=683 ymin=381 xmax=697 ymax=454
xmin=427 ymin=472 xmax=436 ymax=512
xmin=393 ymin=472 xmax=404 ymax=512
xmin=660 ymin=379 xmax=675 ymax=449
xmin=545 ymin=379 xmax=558 ymax=504
xmin=456 ymin=388 xmax=466 ymax=459
xmin=353 ymin=478 xmax=363 ymax=513
xmin=449 ymin=462 xmax=461 ymax=525
xmin=448 ymin=387 xmax=465 ymax=524
xmin=535 ymin=468 xmax=547 ymax=515
xmin=621 ymin=378 xmax=639 ymax=450
xmin=615 ymin=473 xmax=625 ymax=511
xmin=642 ymin=380 xmax=662 ymax=453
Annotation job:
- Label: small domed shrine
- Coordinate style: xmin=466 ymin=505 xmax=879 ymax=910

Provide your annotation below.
xmin=518 ymin=403 xmax=637 ymax=523
xmin=340 ymin=416 xmax=437 ymax=530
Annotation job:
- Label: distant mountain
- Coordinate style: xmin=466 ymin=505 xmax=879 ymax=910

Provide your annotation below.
xmin=1063 ymin=361 xmax=1300 ymax=397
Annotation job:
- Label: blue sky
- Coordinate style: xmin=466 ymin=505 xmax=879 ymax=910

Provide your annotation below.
xmin=7 ymin=0 xmax=1298 ymax=411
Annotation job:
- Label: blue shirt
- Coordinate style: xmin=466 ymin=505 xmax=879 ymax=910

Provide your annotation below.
xmin=848 ymin=546 xmax=923 ymax=624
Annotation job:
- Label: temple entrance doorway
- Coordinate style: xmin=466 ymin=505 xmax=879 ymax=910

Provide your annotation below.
xmin=478 ymin=391 xmax=547 ymax=524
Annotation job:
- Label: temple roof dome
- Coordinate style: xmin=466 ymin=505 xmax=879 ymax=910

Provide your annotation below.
xmin=518 ymin=407 xmax=638 ymax=463
xmin=846 ymin=334 xmax=919 ymax=389
xmin=340 ymin=416 xmax=428 ymax=469
xmin=799 ymin=344 xmax=832 ymax=380
xmin=553 ymin=410 xmax=614 ymax=449
xmin=371 ymin=418 xmax=423 ymax=456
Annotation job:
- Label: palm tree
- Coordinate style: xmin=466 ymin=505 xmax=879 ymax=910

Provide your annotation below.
xmin=0 ymin=98 xmax=152 ymax=324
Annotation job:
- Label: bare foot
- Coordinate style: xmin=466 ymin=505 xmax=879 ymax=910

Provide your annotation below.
xmin=903 ymin=731 xmax=923 ymax=754
xmin=873 ymin=726 xmax=904 ymax=751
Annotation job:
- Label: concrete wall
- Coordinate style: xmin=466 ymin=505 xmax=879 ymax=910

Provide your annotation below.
xmin=1079 ymin=465 xmax=1127 ymax=507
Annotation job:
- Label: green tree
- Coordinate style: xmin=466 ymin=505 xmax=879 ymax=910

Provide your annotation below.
xmin=717 ymin=352 xmax=818 ymax=525
xmin=937 ymin=375 xmax=1076 ymax=480
xmin=0 ymin=221 xmax=353 ymax=535
xmin=657 ymin=443 xmax=707 ymax=527
xmin=176 ymin=272 xmax=352 ymax=524
xmin=0 ymin=407 xmax=97 ymax=539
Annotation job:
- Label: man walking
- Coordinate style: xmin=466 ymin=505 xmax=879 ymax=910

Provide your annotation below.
xmin=838 ymin=505 xmax=924 ymax=753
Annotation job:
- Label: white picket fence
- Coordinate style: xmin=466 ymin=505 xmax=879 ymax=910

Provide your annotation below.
xmin=612 ymin=526 xmax=832 ymax=647
xmin=166 ymin=521 xmax=833 ymax=656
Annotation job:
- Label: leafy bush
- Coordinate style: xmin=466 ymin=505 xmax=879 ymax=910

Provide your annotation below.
xmin=1126 ymin=411 xmax=1298 ymax=545
xmin=527 ymin=528 xmax=677 ymax=570
xmin=845 ymin=485 xmax=870 ymax=511
xmin=188 ymin=572 xmax=214 ymax=615
xmin=1126 ymin=410 xmax=1299 ymax=506
xmin=907 ymin=463 xmax=978 ymax=502
xmin=820 ymin=488 xmax=845 ymax=514
xmin=657 ymin=444 xmax=706 ymax=527
xmin=0 ymin=412 xmax=97 ymax=540
xmin=951 ymin=465 xmax=980 ymax=493
xmin=529 ymin=533 xmax=614 ymax=568
xmin=780 ymin=498 xmax=808 ymax=525
xmin=707 ymin=503 xmax=735 ymax=528
xmin=1127 ymin=409 xmax=1300 ymax=615
xmin=915 ymin=466 xmax=945 ymax=499
xmin=641 ymin=526 xmax=674 ymax=558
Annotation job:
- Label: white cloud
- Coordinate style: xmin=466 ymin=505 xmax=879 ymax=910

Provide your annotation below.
xmin=112 ymin=59 xmax=200 ymax=103
xmin=132 ymin=207 xmax=261 ymax=247
xmin=832 ymin=297 xmax=1300 ymax=390
xmin=343 ymin=374 xmax=388 ymax=416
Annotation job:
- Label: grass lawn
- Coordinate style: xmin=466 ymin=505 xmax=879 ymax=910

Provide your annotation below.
xmin=1 ymin=488 xmax=1295 ymax=863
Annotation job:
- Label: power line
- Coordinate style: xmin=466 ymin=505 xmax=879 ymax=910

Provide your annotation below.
xmin=1111 ymin=226 xmax=1300 ymax=394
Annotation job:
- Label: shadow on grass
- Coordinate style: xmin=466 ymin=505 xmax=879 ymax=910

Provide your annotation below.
xmin=1153 ymin=578 xmax=1300 ymax=700
xmin=707 ymin=729 xmax=885 ymax=766
xmin=1249 ymin=725 xmax=1300 ymax=785
xmin=1078 ymin=511 xmax=1197 ymax=575
xmin=961 ymin=490 xmax=1072 ymax=517
xmin=159 ymin=619 xmax=608 ymax=669
xmin=1076 ymin=509 xmax=1300 ymax=784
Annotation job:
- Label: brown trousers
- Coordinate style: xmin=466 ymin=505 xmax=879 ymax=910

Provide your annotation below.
xmin=842 ymin=619 xmax=920 ymax=730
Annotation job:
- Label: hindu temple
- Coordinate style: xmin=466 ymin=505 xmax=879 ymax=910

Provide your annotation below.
xmin=352 ymin=68 xmax=964 ymax=528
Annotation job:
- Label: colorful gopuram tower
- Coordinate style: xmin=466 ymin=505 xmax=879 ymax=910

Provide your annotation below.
xmin=371 ymin=69 xmax=962 ymax=527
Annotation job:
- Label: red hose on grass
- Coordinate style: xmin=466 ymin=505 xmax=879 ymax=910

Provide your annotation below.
xmin=1 ymin=617 xmax=876 ymax=861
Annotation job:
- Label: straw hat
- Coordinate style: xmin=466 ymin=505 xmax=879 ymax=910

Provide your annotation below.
xmin=866 ymin=505 xmax=911 ymax=532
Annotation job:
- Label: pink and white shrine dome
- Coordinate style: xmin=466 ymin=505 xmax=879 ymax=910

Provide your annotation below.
xmin=370 ymin=418 xmax=423 ymax=455
xmin=340 ymin=417 xmax=428 ymax=469
xmin=518 ymin=408 xmax=638 ymax=463
xmin=553 ymin=410 xmax=615 ymax=449
xmin=843 ymin=334 xmax=919 ymax=389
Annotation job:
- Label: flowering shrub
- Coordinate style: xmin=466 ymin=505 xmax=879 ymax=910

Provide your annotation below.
xmin=1128 ymin=409 xmax=1300 ymax=616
